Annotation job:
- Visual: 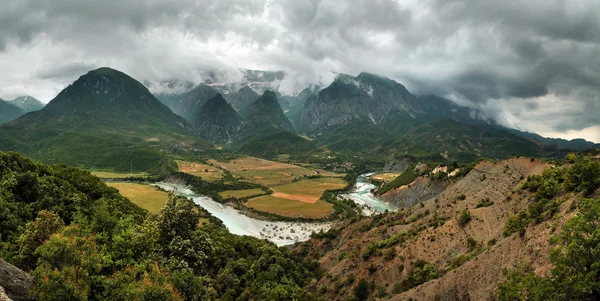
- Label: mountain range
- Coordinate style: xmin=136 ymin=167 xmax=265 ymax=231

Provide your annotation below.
xmin=0 ymin=96 xmax=44 ymax=124
xmin=0 ymin=66 xmax=596 ymax=173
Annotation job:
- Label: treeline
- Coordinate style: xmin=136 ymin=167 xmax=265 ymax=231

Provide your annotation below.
xmin=0 ymin=152 xmax=319 ymax=300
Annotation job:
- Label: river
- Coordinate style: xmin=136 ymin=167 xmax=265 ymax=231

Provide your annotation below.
xmin=155 ymin=183 xmax=333 ymax=246
xmin=340 ymin=173 xmax=396 ymax=214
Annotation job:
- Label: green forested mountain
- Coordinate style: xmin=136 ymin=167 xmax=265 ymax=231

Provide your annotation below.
xmin=0 ymin=152 xmax=318 ymax=300
xmin=377 ymin=118 xmax=563 ymax=163
xmin=237 ymin=90 xmax=296 ymax=138
xmin=162 ymin=83 xmax=219 ymax=123
xmin=192 ymin=93 xmax=242 ymax=144
xmin=0 ymin=67 xmax=212 ymax=173
xmin=7 ymin=96 xmax=44 ymax=113
xmin=0 ymin=99 xmax=24 ymax=124
xmin=223 ymin=85 xmax=259 ymax=118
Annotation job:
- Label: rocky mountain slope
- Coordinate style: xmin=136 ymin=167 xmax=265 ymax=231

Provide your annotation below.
xmin=192 ymin=93 xmax=242 ymax=143
xmin=6 ymin=96 xmax=44 ymax=113
xmin=293 ymin=156 xmax=595 ymax=300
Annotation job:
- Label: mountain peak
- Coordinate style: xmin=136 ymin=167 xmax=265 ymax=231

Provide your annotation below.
xmin=192 ymin=93 xmax=242 ymax=143
xmin=8 ymin=95 xmax=44 ymax=113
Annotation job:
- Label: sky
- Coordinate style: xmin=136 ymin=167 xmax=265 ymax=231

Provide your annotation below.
xmin=0 ymin=0 xmax=599 ymax=142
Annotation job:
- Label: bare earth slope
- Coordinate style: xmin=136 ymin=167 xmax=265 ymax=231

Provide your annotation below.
xmin=295 ymin=158 xmax=559 ymax=300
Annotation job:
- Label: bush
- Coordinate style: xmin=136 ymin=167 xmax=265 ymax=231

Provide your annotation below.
xmin=458 ymin=210 xmax=472 ymax=226
xmin=457 ymin=194 xmax=466 ymax=201
xmin=353 ymin=279 xmax=370 ymax=301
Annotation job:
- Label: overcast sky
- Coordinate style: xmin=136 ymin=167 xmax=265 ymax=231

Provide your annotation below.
xmin=1 ymin=0 xmax=599 ymax=142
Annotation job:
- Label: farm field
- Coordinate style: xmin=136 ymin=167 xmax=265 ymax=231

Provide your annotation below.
xmin=219 ymin=188 xmax=266 ymax=199
xmin=315 ymin=169 xmax=346 ymax=177
xmin=245 ymin=195 xmax=334 ymax=219
xmin=272 ymin=178 xmax=347 ymax=203
xmin=107 ymin=182 xmax=168 ymax=213
xmin=91 ymin=171 xmax=148 ymax=178
xmin=176 ymin=160 xmax=223 ymax=181
xmin=209 ymin=157 xmax=314 ymax=186
xmin=371 ymin=172 xmax=401 ymax=183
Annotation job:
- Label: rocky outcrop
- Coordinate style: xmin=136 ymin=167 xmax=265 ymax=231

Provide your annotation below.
xmin=0 ymin=259 xmax=33 ymax=301
xmin=381 ymin=177 xmax=449 ymax=208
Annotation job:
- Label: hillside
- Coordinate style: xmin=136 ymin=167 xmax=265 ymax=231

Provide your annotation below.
xmin=7 ymin=96 xmax=44 ymax=113
xmin=294 ymin=154 xmax=600 ymax=300
xmin=0 ymin=99 xmax=24 ymax=124
xmin=163 ymin=83 xmax=219 ymax=122
xmin=192 ymin=93 xmax=242 ymax=143
xmin=0 ymin=67 xmax=212 ymax=173
xmin=377 ymin=118 xmax=563 ymax=163
xmin=237 ymin=90 xmax=295 ymax=137
xmin=0 ymin=152 xmax=319 ymax=300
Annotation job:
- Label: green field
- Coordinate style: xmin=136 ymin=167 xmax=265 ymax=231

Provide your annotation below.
xmin=218 ymin=188 xmax=266 ymax=199
xmin=245 ymin=195 xmax=334 ymax=219
xmin=273 ymin=178 xmax=347 ymax=201
xmin=209 ymin=156 xmax=314 ymax=186
xmin=91 ymin=171 xmax=149 ymax=178
xmin=107 ymin=182 xmax=169 ymax=213
xmin=176 ymin=160 xmax=223 ymax=181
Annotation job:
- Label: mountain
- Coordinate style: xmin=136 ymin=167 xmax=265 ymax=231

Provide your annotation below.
xmin=232 ymin=91 xmax=322 ymax=158
xmin=223 ymin=85 xmax=259 ymax=117
xmin=378 ymin=118 xmax=562 ymax=163
xmin=192 ymin=93 xmax=242 ymax=143
xmin=506 ymin=129 xmax=600 ymax=151
xmin=238 ymin=90 xmax=295 ymax=136
xmin=0 ymin=67 xmax=211 ymax=172
xmin=158 ymin=83 xmax=219 ymax=123
xmin=300 ymin=72 xmax=422 ymax=134
xmin=7 ymin=95 xmax=44 ymax=113
xmin=0 ymin=99 xmax=24 ymax=124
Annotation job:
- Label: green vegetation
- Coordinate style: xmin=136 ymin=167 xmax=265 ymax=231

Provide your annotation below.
xmin=498 ymin=197 xmax=600 ymax=300
xmin=106 ymin=183 xmax=170 ymax=213
xmin=504 ymin=153 xmax=600 ymax=237
xmin=393 ymin=260 xmax=439 ymax=294
xmin=0 ymin=67 xmax=212 ymax=173
xmin=377 ymin=165 xmax=418 ymax=195
xmin=0 ymin=152 xmax=319 ymax=300
xmin=218 ymin=188 xmax=267 ymax=199
xmin=476 ymin=197 xmax=494 ymax=208
xmin=458 ymin=210 xmax=473 ymax=226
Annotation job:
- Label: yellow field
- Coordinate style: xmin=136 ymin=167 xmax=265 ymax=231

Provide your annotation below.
xmin=91 ymin=171 xmax=148 ymax=178
xmin=107 ymin=183 xmax=169 ymax=213
xmin=272 ymin=178 xmax=347 ymax=202
xmin=245 ymin=195 xmax=333 ymax=219
xmin=315 ymin=169 xmax=346 ymax=177
xmin=176 ymin=160 xmax=223 ymax=181
xmin=219 ymin=188 xmax=266 ymax=199
xmin=209 ymin=157 xmax=314 ymax=186
xmin=371 ymin=172 xmax=401 ymax=182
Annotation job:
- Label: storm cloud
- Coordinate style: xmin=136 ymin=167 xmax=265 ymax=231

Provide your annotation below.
xmin=0 ymin=0 xmax=599 ymax=142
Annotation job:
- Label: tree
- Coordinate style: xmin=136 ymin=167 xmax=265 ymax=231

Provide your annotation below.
xmin=15 ymin=210 xmax=65 ymax=270
xmin=353 ymin=279 xmax=369 ymax=301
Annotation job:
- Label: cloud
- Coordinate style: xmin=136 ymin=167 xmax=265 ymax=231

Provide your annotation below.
xmin=0 ymin=0 xmax=599 ymax=142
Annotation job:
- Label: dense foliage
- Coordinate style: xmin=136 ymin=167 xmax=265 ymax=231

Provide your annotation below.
xmin=0 ymin=152 xmax=318 ymax=300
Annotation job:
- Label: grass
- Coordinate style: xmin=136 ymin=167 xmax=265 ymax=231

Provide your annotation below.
xmin=209 ymin=157 xmax=314 ymax=186
xmin=219 ymin=188 xmax=266 ymax=199
xmin=107 ymin=182 xmax=169 ymax=213
xmin=371 ymin=172 xmax=401 ymax=183
xmin=91 ymin=171 xmax=149 ymax=178
xmin=175 ymin=160 xmax=223 ymax=181
xmin=315 ymin=169 xmax=346 ymax=177
xmin=273 ymin=178 xmax=347 ymax=200
xmin=245 ymin=195 xmax=334 ymax=219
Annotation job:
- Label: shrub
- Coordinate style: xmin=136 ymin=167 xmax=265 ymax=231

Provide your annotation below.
xmin=458 ymin=210 xmax=472 ymax=226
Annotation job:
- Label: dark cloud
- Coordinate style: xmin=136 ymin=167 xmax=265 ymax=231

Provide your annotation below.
xmin=0 ymin=0 xmax=599 ymax=142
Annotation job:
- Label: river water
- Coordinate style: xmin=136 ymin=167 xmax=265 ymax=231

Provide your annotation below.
xmin=340 ymin=173 xmax=396 ymax=214
xmin=155 ymin=183 xmax=333 ymax=246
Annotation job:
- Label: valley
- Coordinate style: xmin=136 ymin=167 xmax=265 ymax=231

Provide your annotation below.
xmin=0 ymin=66 xmax=599 ymax=301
